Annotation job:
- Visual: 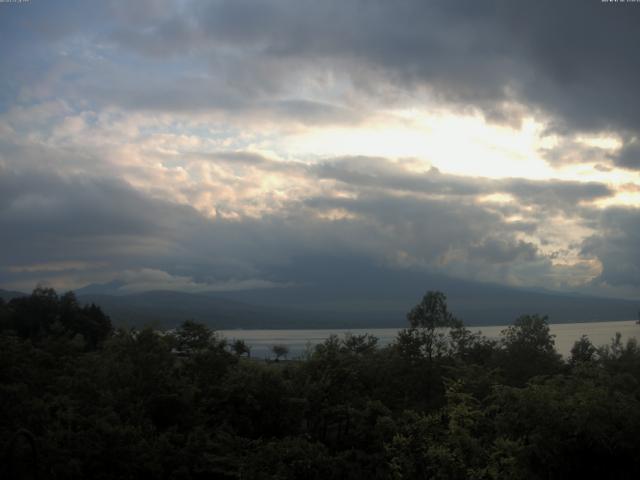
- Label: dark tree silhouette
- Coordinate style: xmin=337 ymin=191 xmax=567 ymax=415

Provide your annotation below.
xmin=5 ymin=287 xmax=112 ymax=349
xmin=172 ymin=319 xmax=219 ymax=355
xmin=231 ymin=338 xmax=251 ymax=357
xmin=1 ymin=290 xmax=639 ymax=479
xmin=271 ymin=344 xmax=289 ymax=361
xmin=402 ymin=290 xmax=462 ymax=361
xmin=499 ymin=314 xmax=563 ymax=384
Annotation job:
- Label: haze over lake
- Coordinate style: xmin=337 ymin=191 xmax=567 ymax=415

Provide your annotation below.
xmin=222 ymin=320 xmax=640 ymax=359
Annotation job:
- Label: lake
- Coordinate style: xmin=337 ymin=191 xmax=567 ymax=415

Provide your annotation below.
xmin=220 ymin=320 xmax=640 ymax=359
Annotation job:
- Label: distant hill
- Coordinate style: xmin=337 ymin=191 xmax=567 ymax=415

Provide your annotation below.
xmin=210 ymin=284 xmax=638 ymax=328
xmin=6 ymin=259 xmax=639 ymax=329
xmin=73 ymin=263 xmax=639 ymax=328
xmin=75 ymin=280 xmax=128 ymax=296
xmin=0 ymin=289 xmax=27 ymax=302
xmin=76 ymin=291 xmax=342 ymax=329
xmin=199 ymin=258 xmax=639 ymax=327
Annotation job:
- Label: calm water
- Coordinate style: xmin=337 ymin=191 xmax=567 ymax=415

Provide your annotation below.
xmin=221 ymin=320 xmax=640 ymax=359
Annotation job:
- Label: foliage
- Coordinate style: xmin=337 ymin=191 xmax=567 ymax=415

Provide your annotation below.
xmin=271 ymin=344 xmax=289 ymax=360
xmin=2 ymin=288 xmax=640 ymax=478
xmin=497 ymin=314 xmax=564 ymax=385
xmin=1 ymin=287 xmax=112 ymax=349
xmin=230 ymin=338 xmax=251 ymax=357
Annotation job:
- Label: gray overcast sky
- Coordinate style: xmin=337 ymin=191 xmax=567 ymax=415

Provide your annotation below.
xmin=1 ymin=0 xmax=639 ymax=299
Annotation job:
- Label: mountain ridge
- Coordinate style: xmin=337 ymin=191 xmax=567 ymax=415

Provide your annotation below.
xmin=2 ymin=269 xmax=637 ymax=329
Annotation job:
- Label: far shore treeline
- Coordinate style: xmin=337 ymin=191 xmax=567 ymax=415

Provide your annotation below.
xmin=2 ymin=287 xmax=640 ymax=478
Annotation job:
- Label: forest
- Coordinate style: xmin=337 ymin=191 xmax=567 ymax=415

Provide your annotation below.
xmin=2 ymin=287 xmax=640 ymax=479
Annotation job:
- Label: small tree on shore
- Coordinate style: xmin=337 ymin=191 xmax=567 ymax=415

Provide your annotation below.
xmin=272 ymin=344 xmax=289 ymax=361
xmin=231 ymin=338 xmax=251 ymax=358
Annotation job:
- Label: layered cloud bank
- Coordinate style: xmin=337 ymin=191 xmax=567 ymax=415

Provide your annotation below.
xmin=1 ymin=0 xmax=639 ymax=299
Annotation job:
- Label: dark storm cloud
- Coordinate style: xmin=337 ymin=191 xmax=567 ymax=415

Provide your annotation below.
xmin=613 ymin=139 xmax=640 ymax=170
xmin=0 ymin=165 xmax=556 ymax=290
xmin=0 ymin=168 xmax=275 ymax=287
xmin=0 ymin=156 xmax=630 ymax=294
xmin=110 ymin=0 xmax=640 ymax=137
xmin=582 ymin=207 xmax=640 ymax=287
xmin=469 ymin=238 xmax=538 ymax=265
xmin=109 ymin=16 xmax=201 ymax=58
xmin=500 ymin=179 xmax=614 ymax=212
xmin=314 ymin=157 xmax=614 ymax=213
xmin=68 ymin=68 xmax=363 ymax=125
xmin=303 ymin=190 xmax=506 ymax=257
xmin=313 ymin=158 xmax=483 ymax=196
xmin=0 ymin=169 xmax=190 ymax=268
xmin=6 ymin=1 xmax=640 ymax=141
xmin=270 ymin=99 xmax=362 ymax=126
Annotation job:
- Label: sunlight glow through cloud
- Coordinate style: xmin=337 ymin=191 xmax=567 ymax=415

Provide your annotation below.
xmin=284 ymin=111 xmax=555 ymax=179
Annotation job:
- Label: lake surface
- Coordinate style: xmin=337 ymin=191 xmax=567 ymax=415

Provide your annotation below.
xmin=221 ymin=320 xmax=640 ymax=359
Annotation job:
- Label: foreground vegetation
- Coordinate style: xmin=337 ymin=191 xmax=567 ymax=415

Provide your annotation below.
xmin=2 ymin=288 xmax=640 ymax=479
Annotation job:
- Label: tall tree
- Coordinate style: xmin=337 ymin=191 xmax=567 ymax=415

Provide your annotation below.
xmin=404 ymin=291 xmax=462 ymax=361
xmin=499 ymin=314 xmax=563 ymax=385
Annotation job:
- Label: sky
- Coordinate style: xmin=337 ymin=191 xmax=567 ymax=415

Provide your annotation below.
xmin=1 ymin=0 xmax=639 ymax=300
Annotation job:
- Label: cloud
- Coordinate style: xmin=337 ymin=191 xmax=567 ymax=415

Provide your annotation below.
xmin=314 ymin=156 xmax=614 ymax=214
xmin=499 ymin=178 xmax=613 ymax=212
xmin=582 ymin=207 xmax=640 ymax=288
xmin=116 ymin=268 xmax=291 ymax=294
xmin=0 ymin=162 xmax=610 ymax=294
xmin=0 ymin=166 xmax=215 ymax=262
xmin=8 ymin=261 xmax=107 ymax=273
xmin=469 ymin=238 xmax=538 ymax=265
xmin=613 ymin=138 xmax=640 ymax=170
xmin=0 ymin=3 xmax=616 ymax=133
xmin=0 ymin=1 xmax=639 ymax=300
xmin=76 ymin=1 xmax=640 ymax=139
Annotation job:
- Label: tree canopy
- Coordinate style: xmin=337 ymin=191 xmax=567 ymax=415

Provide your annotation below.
xmin=1 ymin=288 xmax=640 ymax=479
